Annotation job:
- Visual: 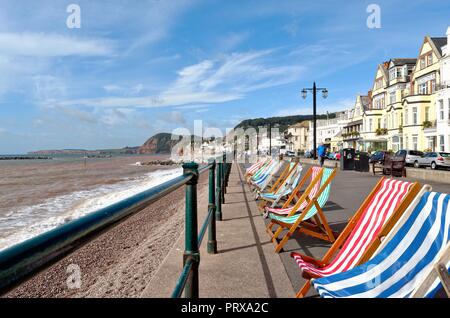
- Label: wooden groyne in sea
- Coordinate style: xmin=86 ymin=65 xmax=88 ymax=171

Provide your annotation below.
xmin=0 ymin=156 xmax=52 ymax=161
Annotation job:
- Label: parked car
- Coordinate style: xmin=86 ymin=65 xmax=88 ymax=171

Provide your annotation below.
xmin=415 ymin=152 xmax=450 ymax=170
xmin=334 ymin=152 xmax=341 ymax=161
xmin=394 ymin=149 xmax=424 ymax=166
xmin=285 ymin=150 xmax=296 ymax=157
xmin=369 ymin=151 xmax=392 ymax=164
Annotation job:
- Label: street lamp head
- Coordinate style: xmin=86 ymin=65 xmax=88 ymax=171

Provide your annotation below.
xmin=301 ymin=89 xmax=307 ymax=99
xmin=322 ymin=89 xmax=328 ymax=99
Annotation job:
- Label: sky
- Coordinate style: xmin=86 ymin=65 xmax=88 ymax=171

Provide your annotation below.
xmin=0 ymin=0 xmax=449 ymax=154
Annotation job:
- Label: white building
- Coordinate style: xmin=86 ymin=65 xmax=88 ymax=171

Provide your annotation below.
xmin=436 ymin=27 xmax=450 ymax=152
xmin=285 ymin=121 xmax=310 ymax=153
xmin=308 ymin=111 xmax=351 ymax=152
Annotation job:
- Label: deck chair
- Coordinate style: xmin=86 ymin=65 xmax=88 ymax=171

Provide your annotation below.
xmin=252 ymin=160 xmax=288 ymax=193
xmin=255 ymin=161 xmax=297 ymax=196
xmin=247 ymin=158 xmax=272 ymax=183
xmin=245 ymin=158 xmax=269 ymax=179
xmin=266 ymin=168 xmax=337 ymax=253
xmin=250 ymin=159 xmax=280 ymax=189
xmin=263 ymin=166 xmax=322 ymax=213
xmin=257 ymin=164 xmax=303 ymax=209
xmin=291 ymin=178 xmax=421 ymax=297
xmin=311 ymin=188 xmax=450 ymax=298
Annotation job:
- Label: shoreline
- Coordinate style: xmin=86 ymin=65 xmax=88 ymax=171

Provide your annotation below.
xmin=4 ymin=172 xmax=208 ymax=298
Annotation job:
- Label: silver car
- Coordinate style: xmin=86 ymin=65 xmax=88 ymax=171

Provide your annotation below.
xmin=415 ymin=152 xmax=450 ymax=170
xmin=395 ymin=149 xmax=424 ymax=166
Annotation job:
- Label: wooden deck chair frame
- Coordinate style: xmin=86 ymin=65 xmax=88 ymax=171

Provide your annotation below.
xmin=412 ymin=241 xmax=450 ymax=298
xmin=293 ymin=178 xmax=422 ymax=297
xmin=256 ymin=161 xmax=300 ymax=210
xmin=251 ymin=159 xmax=283 ymax=191
xmin=259 ymin=166 xmax=315 ymax=212
xmin=267 ymin=168 xmax=337 ymax=254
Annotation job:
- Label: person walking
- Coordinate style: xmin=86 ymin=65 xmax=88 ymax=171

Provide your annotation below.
xmin=317 ymin=143 xmax=327 ymax=167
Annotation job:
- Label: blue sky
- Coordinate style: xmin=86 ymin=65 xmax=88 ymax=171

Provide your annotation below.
xmin=0 ymin=0 xmax=449 ymax=153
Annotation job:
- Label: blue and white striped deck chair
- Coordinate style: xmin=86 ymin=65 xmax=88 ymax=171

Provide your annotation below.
xmin=251 ymin=160 xmax=280 ymax=189
xmin=259 ymin=165 xmax=303 ymax=203
xmin=256 ymin=160 xmax=285 ymax=192
xmin=250 ymin=159 xmax=273 ymax=183
xmin=312 ymin=187 xmax=450 ymax=298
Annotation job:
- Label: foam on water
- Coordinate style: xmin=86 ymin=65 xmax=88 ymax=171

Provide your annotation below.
xmin=0 ymin=167 xmax=182 ymax=251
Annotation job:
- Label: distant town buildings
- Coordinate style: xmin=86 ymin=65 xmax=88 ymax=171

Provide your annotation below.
xmin=287 ymin=26 xmax=450 ymax=154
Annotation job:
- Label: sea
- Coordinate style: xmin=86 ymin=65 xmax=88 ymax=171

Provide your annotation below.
xmin=0 ymin=154 xmax=182 ymax=251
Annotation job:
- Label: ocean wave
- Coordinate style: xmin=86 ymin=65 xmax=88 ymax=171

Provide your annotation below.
xmin=0 ymin=168 xmax=182 ymax=251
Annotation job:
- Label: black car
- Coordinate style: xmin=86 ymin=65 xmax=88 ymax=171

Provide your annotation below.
xmin=369 ymin=151 xmax=391 ymax=164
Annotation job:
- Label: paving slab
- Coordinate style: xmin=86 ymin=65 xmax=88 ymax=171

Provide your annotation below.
xmin=141 ymin=163 xmax=294 ymax=298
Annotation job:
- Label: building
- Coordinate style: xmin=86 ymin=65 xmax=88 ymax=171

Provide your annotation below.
xmin=307 ymin=111 xmax=350 ymax=152
xmin=359 ymin=63 xmax=389 ymax=152
xmin=402 ymin=35 xmax=446 ymax=151
xmin=285 ymin=121 xmax=310 ymax=153
xmin=385 ymin=58 xmax=417 ymax=152
xmin=436 ymin=27 xmax=450 ymax=152
xmin=342 ymin=95 xmax=369 ymax=149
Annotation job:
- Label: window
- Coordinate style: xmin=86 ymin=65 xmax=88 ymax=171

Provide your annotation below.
xmin=431 ymin=79 xmax=436 ymax=93
xmin=378 ymin=118 xmax=381 ymax=129
xmin=439 ymin=100 xmax=444 ymax=120
xmin=389 ymin=91 xmax=396 ymax=104
xmin=420 ymin=58 xmax=426 ymax=69
xmin=440 ymin=135 xmax=445 ymax=152
xmin=369 ymin=119 xmax=373 ymax=132
xmin=392 ymin=112 xmax=395 ymax=128
xmin=405 ymin=109 xmax=408 ymax=125
xmin=412 ymin=135 xmax=418 ymax=150
xmin=425 ymin=107 xmax=430 ymax=122
xmin=405 ymin=136 xmax=409 ymax=149
xmin=427 ymin=54 xmax=433 ymax=66
xmin=419 ymin=82 xmax=428 ymax=94
xmin=412 ymin=107 xmax=418 ymax=125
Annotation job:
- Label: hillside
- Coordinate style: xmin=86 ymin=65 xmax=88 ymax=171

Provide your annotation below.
xmin=138 ymin=133 xmax=183 ymax=154
xmin=234 ymin=113 xmax=335 ymax=133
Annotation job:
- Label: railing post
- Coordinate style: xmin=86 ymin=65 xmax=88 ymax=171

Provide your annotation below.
xmin=182 ymin=162 xmax=199 ymax=298
xmin=207 ymin=161 xmax=217 ymax=254
xmin=216 ymin=161 xmax=223 ymax=221
xmin=221 ymin=154 xmax=226 ymax=203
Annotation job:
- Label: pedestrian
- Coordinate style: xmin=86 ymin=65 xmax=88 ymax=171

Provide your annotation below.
xmin=317 ymin=143 xmax=327 ymax=167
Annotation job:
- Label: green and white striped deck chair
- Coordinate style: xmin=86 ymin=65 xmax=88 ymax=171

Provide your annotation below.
xmin=267 ymin=168 xmax=338 ymax=252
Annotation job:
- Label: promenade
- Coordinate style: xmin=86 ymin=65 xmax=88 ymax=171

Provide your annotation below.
xmin=143 ymin=160 xmax=450 ymax=298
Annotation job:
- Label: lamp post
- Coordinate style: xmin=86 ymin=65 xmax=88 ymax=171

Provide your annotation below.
xmin=301 ymin=82 xmax=328 ymax=160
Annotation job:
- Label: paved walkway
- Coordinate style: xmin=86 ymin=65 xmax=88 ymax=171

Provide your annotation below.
xmin=141 ymin=163 xmax=294 ymax=298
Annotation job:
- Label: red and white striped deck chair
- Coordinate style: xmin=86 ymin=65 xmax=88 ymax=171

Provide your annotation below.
xmin=291 ymin=177 xmax=421 ymax=297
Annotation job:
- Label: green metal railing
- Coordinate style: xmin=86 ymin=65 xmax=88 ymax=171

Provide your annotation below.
xmin=171 ymin=154 xmax=231 ymax=298
xmin=0 ymin=153 xmax=232 ymax=298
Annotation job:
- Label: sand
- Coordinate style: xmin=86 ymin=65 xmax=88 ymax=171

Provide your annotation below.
xmin=3 ymin=173 xmax=209 ymax=298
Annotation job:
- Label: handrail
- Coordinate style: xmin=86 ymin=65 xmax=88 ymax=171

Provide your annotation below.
xmin=0 ymin=161 xmax=214 ymax=294
xmin=171 ymin=154 xmax=232 ymax=298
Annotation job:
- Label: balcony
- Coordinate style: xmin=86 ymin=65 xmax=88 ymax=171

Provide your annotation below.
xmin=423 ymin=120 xmax=437 ymax=135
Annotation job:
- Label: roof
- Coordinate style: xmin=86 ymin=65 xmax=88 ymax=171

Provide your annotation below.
xmin=429 ymin=37 xmax=447 ymax=56
xmin=390 ymin=58 xmax=417 ymax=66
xmin=289 ymin=121 xmax=309 ymax=129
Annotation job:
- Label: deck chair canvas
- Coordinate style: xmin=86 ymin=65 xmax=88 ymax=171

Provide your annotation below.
xmin=263 ymin=166 xmax=322 ymax=213
xmin=245 ymin=158 xmax=270 ymax=181
xmin=266 ymin=168 xmax=337 ymax=253
xmin=252 ymin=160 xmax=289 ymax=193
xmin=247 ymin=158 xmax=273 ymax=183
xmin=311 ymin=188 xmax=450 ymax=298
xmin=250 ymin=159 xmax=280 ymax=189
xmin=257 ymin=163 xmax=303 ymax=208
xmin=290 ymin=178 xmax=421 ymax=297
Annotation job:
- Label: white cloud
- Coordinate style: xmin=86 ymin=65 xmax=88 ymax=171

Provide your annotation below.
xmin=0 ymin=32 xmax=114 ymax=57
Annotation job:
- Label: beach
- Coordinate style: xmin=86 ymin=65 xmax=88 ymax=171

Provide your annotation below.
xmin=0 ymin=154 xmax=182 ymax=251
xmin=3 ymin=163 xmax=208 ymax=298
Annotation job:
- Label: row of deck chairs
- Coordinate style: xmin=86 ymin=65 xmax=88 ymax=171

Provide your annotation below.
xmin=245 ymin=157 xmax=450 ymax=298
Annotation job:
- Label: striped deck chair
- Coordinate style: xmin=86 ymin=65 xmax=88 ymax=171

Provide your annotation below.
xmin=245 ymin=158 xmax=269 ymax=178
xmin=254 ymin=160 xmax=287 ymax=193
xmin=291 ymin=178 xmax=421 ymax=297
xmin=255 ymin=161 xmax=298 ymax=201
xmin=258 ymin=164 xmax=303 ymax=208
xmin=311 ymin=187 xmax=450 ymax=298
xmin=267 ymin=168 xmax=337 ymax=253
xmin=251 ymin=160 xmax=280 ymax=189
xmin=265 ymin=166 xmax=323 ymax=215
xmin=247 ymin=159 xmax=272 ymax=183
